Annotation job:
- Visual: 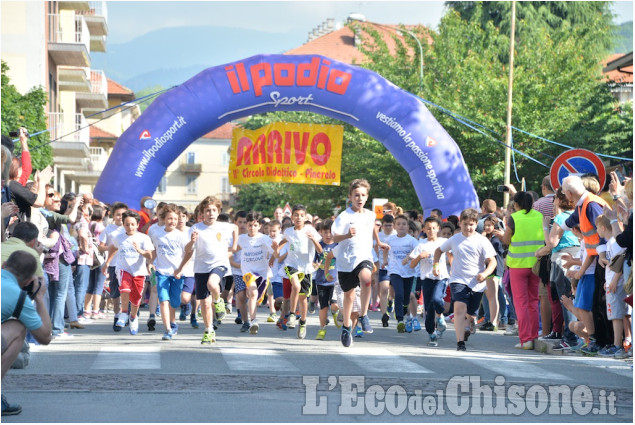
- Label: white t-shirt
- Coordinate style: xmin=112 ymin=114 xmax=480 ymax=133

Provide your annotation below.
xmin=598 ymin=237 xmax=625 ymax=289
xmin=190 ymin=221 xmax=236 ymax=274
xmin=375 ymin=229 xmax=397 ymax=265
xmin=150 ymin=227 xmax=189 ymax=275
xmin=238 ymin=233 xmax=274 ymax=278
xmin=439 ymin=233 xmax=496 ymax=292
xmin=410 ymin=237 xmax=449 ymax=280
xmin=282 ymin=226 xmax=322 ymax=274
xmin=100 ymin=224 xmax=124 ymax=265
xmin=332 ymin=207 xmax=376 ymax=272
xmin=385 ymin=234 xmax=418 ymax=278
xmin=113 ymin=231 xmax=154 ymax=276
xmin=148 ymin=223 xmax=165 ymax=241
xmin=276 ymin=243 xmax=290 ymax=281
xmin=178 ymin=227 xmax=195 ymax=278
xmin=269 ymin=235 xmax=284 ymax=282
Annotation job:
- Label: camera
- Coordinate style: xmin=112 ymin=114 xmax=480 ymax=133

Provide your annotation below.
xmin=23 ymin=279 xmax=41 ymax=300
xmin=8 ymin=128 xmax=29 ymax=138
xmin=497 ymin=185 xmax=509 ymax=192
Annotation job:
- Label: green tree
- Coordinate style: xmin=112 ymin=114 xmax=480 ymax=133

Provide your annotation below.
xmin=135 ymin=85 xmax=166 ymax=113
xmin=1 ymin=61 xmax=52 ymax=170
xmin=356 ymin=1 xmax=630 ymax=202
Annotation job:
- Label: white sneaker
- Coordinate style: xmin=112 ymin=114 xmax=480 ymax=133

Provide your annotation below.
xmin=77 ymin=316 xmax=92 ymax=325
xmin=116 ymin=312 xmax=128 ymax=328
xmin=129 ymin=317 xmax=139 ymax=335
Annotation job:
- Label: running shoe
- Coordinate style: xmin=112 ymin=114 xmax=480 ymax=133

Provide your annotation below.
xmin=397 ymin=321 xmax=406 ymax=333
xmin=551 ymin=340 xmax=573 ymax=351
xmin=297 ymin=323 xmax=307 ymax=339
xmin=412 ymin=317 xmax=421 ymax=332
xmin=387 ymin=300 xmax=394 ymax=313
xmin=129 ymin=317 xmax=139 ymax=335
xmin=599 ymin=345 xmax=620 ymax=357
xmin=336 ymin=311 xmax=343 ymax=328
xmin=147 ymin=316 xmax=156 ymax=331
xmin=201 ymin=330 xmax=216 ymax=344
xmin=514 ymin=340 xmax=534 ymax=350
xmin=190 ymin=316 xmax=199 ymax=329
xmin=276 ymin=317 xmax=288 ymax=331
xmin=354 ymin=325 xmax=363 ymax=338
xmin=569 ymin=340 xmax=587 ymax=353
xmin=359 ymin=315 xmax=373 ymax=333
xmin=267 ymin=313 xmax=277 ymax=323
xmin=179 ymin=305 xmax=186 ymax=321
xmin=115 ymin=313 xmax=127 ymax=329
xmin=287 ymin=313 xmax=296 ymax=329
xmin=309 ymin=301 xmax=316 ymax=314
xmin=214 ymin=299 xmax=226 ymax=321
xmin=170 ymin=322 xmax=178 ymax=336
xmin=480 ymin=322 xmax=498 ymax=332
xmin=405 ymin=318 xmax=413 ymax=333
xmin=457 ymin=341 xmax=466 ymax=351
xmin=162 ymin=331 xmax=172 ymax=341
xmin=316 ymin=328 xmax=326 ymax=340
xmin=113 ymin=316 xmax=122 ymax=332
xmin=581 ymin=340 xmax=601 ymax=356
xmin=240 ymin=321 xmax=250 ymax=333
xmin=436 ymin=316 xmax=447 ymax=335
xmin=428 ymin=332 xmax=438 ymax=347
xmin=539 ymin=331 xmax=562 ymax=340
xmin=381 ymin=313 xmax=390 ymax=328
xmin=333 ymin=312 xmax=342 ymax=328
xmin=235 ymin=313 xmax=243 ymax=325
xmin=504 ymin=324 xmax=519 ymax=336
xmin=1 ymin=395 xmax=22 ymax=416
xmin=614 ymin=347 xmax=628 ymax=359
xmin=341 ymin=327 xmax=352 ymax=347
xmin=249 ymin=320 xmax=259 ymax=334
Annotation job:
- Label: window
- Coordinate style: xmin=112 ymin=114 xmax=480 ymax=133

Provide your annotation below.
xmin=156 ymin=176 xmax=167 ymax=193
xmin=186 ymin=175 xmax=197 ymax=194
xmin=186 ymin=151 xmax=196 ymax=164
xmin=221 ymin=152 xmax=230 ymax=167
xmin=221 ymin=177 xmax=231 ymax=194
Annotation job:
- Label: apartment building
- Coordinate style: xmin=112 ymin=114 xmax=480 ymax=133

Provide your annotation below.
xmin=1 ymin=0 xmax=111 ymax=194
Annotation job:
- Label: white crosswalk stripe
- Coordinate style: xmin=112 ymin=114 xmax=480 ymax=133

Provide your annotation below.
xmin=557 ymin=356 xmax=633 ymax=377
xmin=325 ymin=346 xmax=434 ymax=374
xmin=91 ymin=346 xmax=161 ymax=370
xmin=220 ymin=347 xmax=300 ymax=372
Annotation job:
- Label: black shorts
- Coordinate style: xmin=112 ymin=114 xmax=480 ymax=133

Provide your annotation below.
xmin=317 ymin=285 xmax=335 ymax=309
xmin=338 ymin=260 xmax=374 ymax=293
xmin=223 ymin=275 xmax=234 ymax=292
xmin=194 ymin=267 xmax=228 ymax=300
xmin=450 ymin=282 xmax=484 ymax=317
xmin=284 ymin=266 xmax=312 ymax=295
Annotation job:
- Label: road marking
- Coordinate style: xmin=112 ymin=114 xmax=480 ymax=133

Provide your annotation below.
xmin=91 ymin=346 xmax=161 ymax=370
xmin=220 ymin=347 xmax=299 ymax=372
xmin=332 ymin=346 xmax=433 ymax=374
xmin=560 ymin=357 xmax=633 ymax=377
xmin=461 ymin=356 xmax=570 ymax=380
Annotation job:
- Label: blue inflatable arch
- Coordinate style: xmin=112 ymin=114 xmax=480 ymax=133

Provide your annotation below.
xmin=94 ymin=54 xmax=478 ymax=216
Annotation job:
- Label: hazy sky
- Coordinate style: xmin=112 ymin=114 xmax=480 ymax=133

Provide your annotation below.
xmin=106 ymin=0 xmax=634 ymax=45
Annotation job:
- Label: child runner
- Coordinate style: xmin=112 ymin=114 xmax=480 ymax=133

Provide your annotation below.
xmin=433 ymin=208 xmax=497 ymax=351
xmin=150 ymin=204 xmax=189 ymax=340
xmin=276 ymin=222 xmax=292 ymax=330
xmin=267 ymin=219 xmax=285 ymax=323
xmin=236 ymin=213 xmax=274 ymax=334
xmin=102 ymin=210 xmax=154 ymax=335
xmin=228 ymin=210 xmax=248 ymax=325
xmin=409 ymin=216 xmax=450 ymax=346
xmin=481 ymin=215 xmax=506 ymax=331
xmin=332 ymin=179 xmax=387 ymax=347
xmin=145 ymin=202 xmax=166 ymax=332
xmin=98 ymin=202 xmax=128 ymax=332
xmin=377 ymin=214 xmax=396 ymax=328
xmin=382 ymin=214 xmax=418 ymax=333
xmin=174 ymin=197 xmax=237 ymax=344
xmin=176 ymin=205 xmax=199 ymax=328
xmin=275 ymin=204 xmax=322 ymax=339
xmin=314 ymin=219 xmax=339 ymax=340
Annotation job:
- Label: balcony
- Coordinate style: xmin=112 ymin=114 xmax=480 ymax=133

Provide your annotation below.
xmin=48 ymin=13 xmax=90 ymax=67
xmin=78 ymin=1 xmax=108 ymax=37
xmin=48 ymin=112 xmax=90 ymax=159
xmin=89 ymin=147 xmax=108 ymax=171
xmin=58 ymin=1 xmax=90 ymax=11
xmin=180 ymin=161 xmax=202 ymax=174
xmin=76 ymin=69 xmax=108 ymax=110
xmin=90 ymin=35 xmax=107 ymax=52
xmin=58 ymin=67 xmax=91 ymax=92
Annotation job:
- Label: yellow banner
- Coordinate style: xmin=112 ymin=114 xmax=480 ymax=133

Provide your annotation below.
xmin=229 ymin=122 xmax=342 ymax=186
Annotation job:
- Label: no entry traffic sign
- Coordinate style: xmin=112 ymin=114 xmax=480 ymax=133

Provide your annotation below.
xmin=550 ymin=149 xmax=606 ymax=190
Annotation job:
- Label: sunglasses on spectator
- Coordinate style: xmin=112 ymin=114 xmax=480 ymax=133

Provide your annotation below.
xmin=47 ymin=193 xmax=55 ymax=197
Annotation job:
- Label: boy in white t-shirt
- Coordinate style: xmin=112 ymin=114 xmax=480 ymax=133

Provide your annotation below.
xmin=236 ymin=213 xmax=274 ymax=334
xmin=150 ymin=204 xmax=189 ymax=340
xmin=332 ymin=179 xmax=387 ymax=347
xmin=409 ymin=217 xmax=450 ymax=346
xmin=268 ymin=220 xmax=287 ymax=327
xmin=376 ymin=214 xmax=396 ymax=328
xmin=98 ymin=202 xmax=128 ymax=332
xmin=433 ymin=208 xmax=496 ymax=351
xmin=382 ymin=215 xmax=418 ymax=333
xmin=102 ymin=210 xmax=154 ymax=335
xmin=174 ymin=197 xmax=238 ymax=344
xmin=274 ymin=204 xmax=322 ymax=339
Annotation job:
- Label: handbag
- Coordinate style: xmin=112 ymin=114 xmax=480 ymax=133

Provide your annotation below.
xmin=608 ymin=252 xmax=626 ymax=274
xmin=89 ymin=222 xmax=105 ymax=269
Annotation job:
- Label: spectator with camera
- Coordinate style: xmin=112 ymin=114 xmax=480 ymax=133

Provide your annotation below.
xmin=1 ymin=250 xmax=52 ymax=416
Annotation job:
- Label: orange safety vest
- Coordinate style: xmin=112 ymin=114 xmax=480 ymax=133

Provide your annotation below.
xmin=578 ymin=192 xmax=608 ymax=256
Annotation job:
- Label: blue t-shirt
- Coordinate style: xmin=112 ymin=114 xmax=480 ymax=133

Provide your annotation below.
xmin=314 ymin=241 xmax=338 ymax=286
xmin=553 ymin=211 xmax=580 ymax=253
xmin=1 ymin=269 xmax=43 ymax=330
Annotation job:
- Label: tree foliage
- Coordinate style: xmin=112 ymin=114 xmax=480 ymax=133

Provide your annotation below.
xmin=1 ymin=61 xmax=52 ymax=171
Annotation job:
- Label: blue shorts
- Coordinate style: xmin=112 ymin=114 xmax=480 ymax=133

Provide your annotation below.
xmin=107 ymin=266 xmax=120 ymax=298
xmin=378 ymin=269 xmax=389 ymax=282
xmin=271 ymin=281 xmax=283 ymax=299
xmin=233 ymin=274 xmax=246 ymax=293
xmin=450 ymin=282 xmax=484 ymax=317
xmin=156 ymin=272 xmax=184 ymax=308
xmin=573 ymin=274 xmax=594 ymax=311
xmin=194 ymin=267 xmax=228 ymax=300
xmin=181 ymin=276 xmax=195 ymax=295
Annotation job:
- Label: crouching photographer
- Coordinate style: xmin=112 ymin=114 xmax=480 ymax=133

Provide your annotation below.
xmin=1 ymin=250 xmax=52 ymax=416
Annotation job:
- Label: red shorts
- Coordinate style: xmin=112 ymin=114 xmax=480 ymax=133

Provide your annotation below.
xmin=283 ymin=278 xmax=292 ymax=299
xmin=119 ymin=271 xmax=146 ymax=307
xmin=443 ymin=285 xmax=452 ymax=303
